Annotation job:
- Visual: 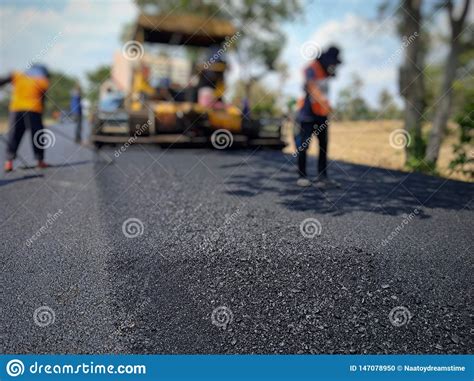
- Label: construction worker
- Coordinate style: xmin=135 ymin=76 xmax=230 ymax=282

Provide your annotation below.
xmin=296 ymin=46 xmax=342 ymax=187
xmin=131 ymin=64 xmax=157 ymax=110
xmin=70 ymin=83 xmax=83 ymax=143
xmin=132 ymin=64 xmax=155 ymax=99
xmin=1 ymin=64 xmax=50 ymax=172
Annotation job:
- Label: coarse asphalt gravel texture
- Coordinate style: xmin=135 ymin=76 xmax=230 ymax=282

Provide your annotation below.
xmin=1 ymin=122 xmax=473 ymax=354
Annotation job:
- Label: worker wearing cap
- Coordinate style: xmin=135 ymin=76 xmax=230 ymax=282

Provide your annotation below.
xmin=296 ymin=46 xmax=342 ymax=187
xmin=1 ymin=64 xmax=50 ymax=172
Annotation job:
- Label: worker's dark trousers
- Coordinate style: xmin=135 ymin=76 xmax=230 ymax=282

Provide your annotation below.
xmin=296 ymin=117 xmax=328 ymax=178
xmin=6 ymin=111 xmax=45 ymax=161
xmin=73 ymin=113 xmax=82 ymax=142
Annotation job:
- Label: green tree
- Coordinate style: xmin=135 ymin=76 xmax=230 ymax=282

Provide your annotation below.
xmin=44 ymin=71 xmax=77 ymax=117
xmin=425 ymin=0 xmax=471 ymax=165
xmin=423 ymin=50 xmax=473 ymax=122
xmin=380 ymin=0 xmax=429 ymax=164
xmin=86 ymin=65 xmax=111 ymax=103
xmin=231 ymin=80 xmax=280 ymax=117
xmin=381 ymin=0 xmax=472 ymax=172
xmin=449 ymin=75 xmax=474 ymax=179
xmin=335 ymin=74 xmax=372 ymax=120
xmin=378 ymin=89 xmax=401 ymax=119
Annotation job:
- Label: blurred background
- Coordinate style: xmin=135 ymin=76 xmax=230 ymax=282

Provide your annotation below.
xmin=0 ymin=0 xmax=472 ymax=181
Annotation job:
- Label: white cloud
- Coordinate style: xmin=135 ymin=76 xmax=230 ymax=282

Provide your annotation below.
xmin=0 ymin=0 xmax=137 ymax=80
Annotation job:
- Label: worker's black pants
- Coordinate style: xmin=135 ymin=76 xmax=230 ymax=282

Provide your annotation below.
xmin=6 ymin=111 xmax=45 ymax=161
xmin=296 ymin=117 xmax=328 ymax=178
xmin=72 ymin=113 xmax=82 ymax=142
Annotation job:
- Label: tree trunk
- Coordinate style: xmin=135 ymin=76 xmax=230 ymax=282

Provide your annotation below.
xmin=425 ymin=0 xmax=470 ymax=164
xmin=399 ymin=0 xmax=425 ymax=162
xmin=425 ymin=42 xmax=460 ymax=163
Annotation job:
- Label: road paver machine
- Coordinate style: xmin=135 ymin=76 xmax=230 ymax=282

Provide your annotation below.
xmin=90 ymin=13 xmax=284 ymax=148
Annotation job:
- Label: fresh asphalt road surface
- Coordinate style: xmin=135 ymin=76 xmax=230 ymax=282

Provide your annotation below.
xmin=1 ymin=123 xmax=473 ymax=354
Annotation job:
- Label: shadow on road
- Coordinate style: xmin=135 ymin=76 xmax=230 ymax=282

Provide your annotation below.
xmin=221 ymin=150 xmax=473 ymax=217
xmin=0 ymin=174 xmax=44 ymax=187
xmin=46 ymin=159 xmax=93 ymax=169
xmin=16 ymin=160 xmax=93 ymax=170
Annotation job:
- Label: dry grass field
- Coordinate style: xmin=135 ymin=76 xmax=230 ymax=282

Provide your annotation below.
xmin=282 ymin=119 xmax=472 ymax=182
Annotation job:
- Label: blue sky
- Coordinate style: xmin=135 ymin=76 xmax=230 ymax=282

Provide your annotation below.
xmin=0 ymin=0 xmax=456 ymax=107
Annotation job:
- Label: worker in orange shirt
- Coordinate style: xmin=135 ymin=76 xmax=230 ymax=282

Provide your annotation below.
xmin=1 ymin=64 xmax=50 ymax=172
xmin=295 ymin=46 xmax=342 ymax=188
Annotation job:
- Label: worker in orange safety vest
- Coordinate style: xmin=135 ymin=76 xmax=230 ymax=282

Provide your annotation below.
xmin=295 ymin=46 xmax=342 ymax=188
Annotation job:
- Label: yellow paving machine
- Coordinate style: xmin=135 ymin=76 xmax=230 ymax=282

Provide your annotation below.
xmin=90 ymin=13 xmax=284 ymax=148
